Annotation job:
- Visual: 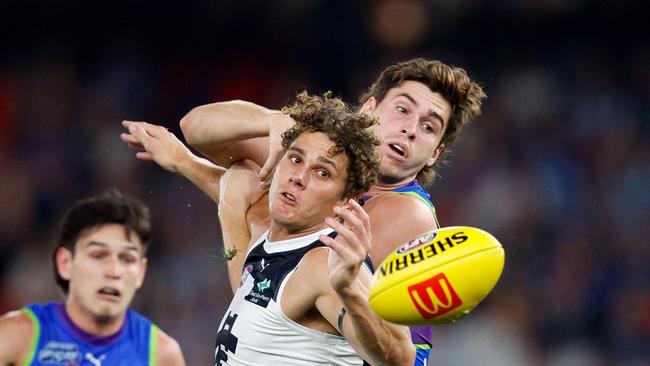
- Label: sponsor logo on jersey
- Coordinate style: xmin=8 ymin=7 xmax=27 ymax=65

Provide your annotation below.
xmin=38 ymin=341 xmax=81 ymax=364
xmin=408 ymin=273 xmax=462 ymax=319
xmin=257 ymin=278 xmax=271 ymax=292
xmin=245 ymin=277 xmax=272 ymax=307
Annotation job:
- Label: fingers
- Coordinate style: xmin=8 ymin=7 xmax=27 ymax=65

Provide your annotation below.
xmin=136 ymin=151 xmax=153 ymax=161
xmin=120 ymin=133 xmax=144 ymax=148
xmin=123 ymin=120 xmax=168 ymax=138
xmin=324 ymin=216 xmax=369 ymax=259
xmin=344 ymin=199 xmax=371 ymax=234
xmin=319 ymin=233 xmax=356 ymax=263
xmin=259 ymin=149 xmax=282 ymax=181
xmin=333 ymin=201 xmax=371 ymax=243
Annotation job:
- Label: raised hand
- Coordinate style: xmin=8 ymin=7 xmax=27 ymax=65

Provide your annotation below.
xmin=319 ymin=199 xmax=372 ymax=296
xmin=258 ymin=113 xmax=294 ymax=189
xmin=120 ymin=120 xmax=192 ymax=173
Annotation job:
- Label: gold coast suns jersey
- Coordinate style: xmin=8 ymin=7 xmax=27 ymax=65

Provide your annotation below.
xmin=214 ymin=228 xmax=363 ymax=366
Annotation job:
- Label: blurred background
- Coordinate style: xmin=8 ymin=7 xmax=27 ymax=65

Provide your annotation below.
xmin=1 ymin=0 xmax=648 ymax=365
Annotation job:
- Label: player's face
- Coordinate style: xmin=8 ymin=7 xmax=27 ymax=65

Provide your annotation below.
xmin=269 ymin=132 xmax=348 ymax=236
xmin=57 ymin=223 xmax=147 ymax=325
xmin=360 ymin=80 xmax=451 ymax=185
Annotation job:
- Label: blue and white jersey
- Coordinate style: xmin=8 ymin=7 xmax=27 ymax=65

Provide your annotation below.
xmin=23 ymin=302 xmax=158 ymax=366
xmin=214 ymin=228 xmax=365 ymax=366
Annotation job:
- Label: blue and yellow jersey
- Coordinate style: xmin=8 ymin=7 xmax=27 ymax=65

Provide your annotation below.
xmin=23 ymin=302 xmax=158 ymax=366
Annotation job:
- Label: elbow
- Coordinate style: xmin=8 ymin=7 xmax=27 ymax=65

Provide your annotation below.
xmin=179 ymin=107 xmax=202 ymax=147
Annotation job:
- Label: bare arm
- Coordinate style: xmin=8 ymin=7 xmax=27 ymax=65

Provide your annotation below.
xmin=155 ymin=328 xmax=186 ymax=366
xmin=365 ymin=193 xmax=439 ymax=266
xmin=218 ymin=160 xmax=269 ymax=292
xmin=179 ymin=100 xmax=294 ymax=178
xmin=0 ymin=310 xmax=34 ymax=365
xmin=121 ymin=121 xmax=226 ymax=203
xmin=317 ymin=200 xmax=415 ymax=365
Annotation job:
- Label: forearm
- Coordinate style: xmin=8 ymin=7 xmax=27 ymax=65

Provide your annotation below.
xmin=175 ymin=153 xmax=226 ymax=203
xmin=180 ymin=100 xmax=276 ymax=167
xmin=340 ymin=282 xmax=415 ymax=366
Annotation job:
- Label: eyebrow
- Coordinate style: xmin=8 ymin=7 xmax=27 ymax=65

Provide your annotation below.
xmin=86 ymin=240 xmax=141 ymax=253
xmin=288 ymin=146 xmax=339 ymax=171
xmin=396 ymin=92 xmax=446 ymax=128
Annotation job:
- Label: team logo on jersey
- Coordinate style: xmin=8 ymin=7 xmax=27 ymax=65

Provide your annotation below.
xmin=37 ymin=341 xmax=81 ymax=364
xmin=240 ymin=264 xmax=254 ymax=288
xmin=408 ymin=273 xmax=462 ymax=319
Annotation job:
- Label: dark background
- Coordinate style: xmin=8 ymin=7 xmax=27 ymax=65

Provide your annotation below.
xmin=1 ymin=1 xmax=648 ymax=364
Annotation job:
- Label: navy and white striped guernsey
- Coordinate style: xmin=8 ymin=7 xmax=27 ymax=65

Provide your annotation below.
xmin=215 ymin=227 xmax=372 ymax=366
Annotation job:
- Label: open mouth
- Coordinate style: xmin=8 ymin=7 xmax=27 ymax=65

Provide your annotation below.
xmin=388 ymin=143 xmax=407 ymax=157
xmin=98 ymin=287 xmax=121 ymax=300
xmin=282 ymin=192 xmax=296 ymax=202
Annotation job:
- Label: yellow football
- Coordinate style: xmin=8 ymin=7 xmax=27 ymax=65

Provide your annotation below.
xmin=368 ymin=226 xmax=505 ymax=325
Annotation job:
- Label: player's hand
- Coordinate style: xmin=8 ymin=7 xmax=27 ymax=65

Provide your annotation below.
xmin=320 ymin=199 xmax=372 ymax=296
xmin=120 ymin=120 xmax=191 ymax=174
xmin=258 ymin=113 xmax=294 ymax=188
xmin=219 ymin=160 xmax=266 ymax=209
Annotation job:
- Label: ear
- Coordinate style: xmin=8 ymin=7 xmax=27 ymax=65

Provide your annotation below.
xmin=359 ymin=97 xmax=377 ymax=114
xmin=55 ymin=247 xmax=73 ymax=281
xmin=426 ymin=143 xmax=445 ymax=168
xmin=135 ymin=257 xmax=148 ymax=289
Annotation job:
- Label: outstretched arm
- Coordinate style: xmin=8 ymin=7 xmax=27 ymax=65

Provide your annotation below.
xmin=317 ymin=200 xmax=416 ymax=366
xmin=121 ymin=121 xmax=266 ymax=292
xmin=121 ymin=121 xmax=226 ymax=203
xmin=179 ymin=100 xmax=294 ymax=179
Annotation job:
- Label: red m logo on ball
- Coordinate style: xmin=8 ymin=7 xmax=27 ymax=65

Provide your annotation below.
xmin=408 ymin=273 xmax=462 ymax=319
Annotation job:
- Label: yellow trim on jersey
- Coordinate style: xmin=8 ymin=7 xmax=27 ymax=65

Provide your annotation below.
xmin=149 ymin=325 xmax=158 ymax=365
xmin=22 ymin=307 xmax=40 ymax=366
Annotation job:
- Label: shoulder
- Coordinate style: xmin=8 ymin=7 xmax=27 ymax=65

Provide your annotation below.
xmin=155 ymin=327 xmax=186 ymax=366
xmin=364 ymin=193 xmax=439 ymax=266
xmin=0 ymin=309 xmax=36 ymax=363
xmin=289 ymin=247 xmax=332 ymax=295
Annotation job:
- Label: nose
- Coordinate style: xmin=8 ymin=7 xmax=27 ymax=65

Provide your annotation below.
xmin=400 ymin=116 xmax=418 ymax=140
xmin=288 ymin=166 xmax=307 ymax=188
xmin=104 ymin=256 xmax=122 ymax=279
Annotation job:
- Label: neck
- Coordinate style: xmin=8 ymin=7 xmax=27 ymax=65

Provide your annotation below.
xmin=267 ymin=221 xmax=330 ymax=242
xmin=64 ymin=298 xmax=125 ymax=337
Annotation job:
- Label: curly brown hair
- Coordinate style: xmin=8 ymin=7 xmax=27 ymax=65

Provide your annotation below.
xmin=281 ymin=91 xmax=381 ymax=199
xmin=359 ymin=58 xmax=487 ymax=186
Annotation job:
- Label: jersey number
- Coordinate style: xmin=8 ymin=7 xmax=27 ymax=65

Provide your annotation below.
xmin=215 ymin=311 xmax=239 ymax=365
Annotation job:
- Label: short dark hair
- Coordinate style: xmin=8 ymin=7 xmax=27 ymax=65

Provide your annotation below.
xmin=359 ymin=58 xmax=486 ymax=186
xmin=281 ymin=91 xmax=381 ymax=199
xmin=53 ymin=189 xmax=151 ymax=293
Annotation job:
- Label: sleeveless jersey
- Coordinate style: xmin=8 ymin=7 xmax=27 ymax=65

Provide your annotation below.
xmin=360 ymin=180 xmax=437 ymax=366
xmin=23 ymin=302 xmax=158 ymax=366
xmin=214 ymin=228 xmax=365 ymax=366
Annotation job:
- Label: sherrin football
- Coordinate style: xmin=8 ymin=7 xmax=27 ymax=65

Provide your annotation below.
xmin=368 ymin=226 xmax=504 ymax=325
